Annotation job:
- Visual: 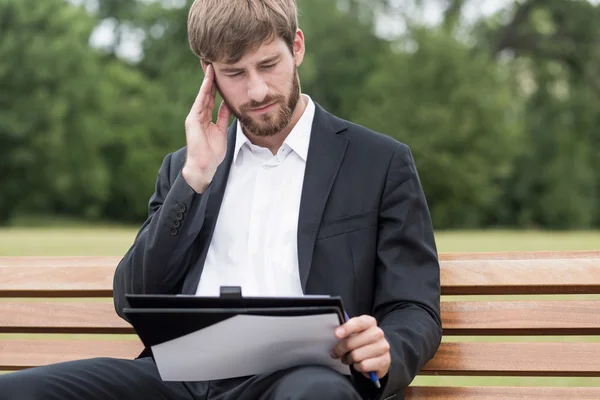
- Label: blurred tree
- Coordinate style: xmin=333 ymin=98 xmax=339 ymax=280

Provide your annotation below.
xmin=0 ymin=0 xmax=168 ymax=223
xmin=0 ymin=0 xmax=597 ymax=229
xmin=0 ymin=0 xmax=112 ymax=223
xmin=379 ymin=0 xmax=600 ymax=228
xmin=473 ymin=0 xmax=600 ymax=228
xmin=353 ymin=26 xmax=523 ymax=229
xmin=500 ymin=60 xmax=599 ymax=229
xmin=297 ymin=0 xmax=392 ymax=118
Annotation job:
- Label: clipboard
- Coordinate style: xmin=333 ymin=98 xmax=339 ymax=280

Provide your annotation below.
xmin=123 ymin=287 xmax=348 ymax=348
xmin=125 ymin=292 xmax=345 ymax=311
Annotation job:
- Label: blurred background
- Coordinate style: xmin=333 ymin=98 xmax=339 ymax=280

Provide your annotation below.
xmin=1 ymin=0 xmax=599 ymax=255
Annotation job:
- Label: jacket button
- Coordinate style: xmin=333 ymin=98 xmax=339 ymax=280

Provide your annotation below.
xmin=170 ymin=228 xmax=178 ymax=236
xmin=175 ymin=211 xmax=183 ymax=220
xmin=179 ymin=204 xmax=186 ymax=213
xmin=173 ymin=220 xmax=181 ymax=228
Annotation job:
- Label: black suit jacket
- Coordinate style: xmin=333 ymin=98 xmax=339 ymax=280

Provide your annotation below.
xmin=113 ymin=102 xmax=442 ymax=400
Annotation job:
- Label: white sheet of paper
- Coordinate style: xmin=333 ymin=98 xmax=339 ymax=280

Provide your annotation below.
xmin=151 ymin=313 xmax=351 ymax=381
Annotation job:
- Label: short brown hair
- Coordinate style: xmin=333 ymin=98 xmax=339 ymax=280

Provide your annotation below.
xmin=187 ymin=0 xmax=298 ymax=64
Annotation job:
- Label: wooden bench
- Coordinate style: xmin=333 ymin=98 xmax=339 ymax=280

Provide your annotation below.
xmin=1 ymin=251 xmax=599 ymax=399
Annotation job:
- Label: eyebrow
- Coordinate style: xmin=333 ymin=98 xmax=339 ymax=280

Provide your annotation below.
xmin=220 ymin=54 xmax=280 ymax=73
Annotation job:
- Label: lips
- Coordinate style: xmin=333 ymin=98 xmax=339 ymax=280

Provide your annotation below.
xmin=251 ymin=102 xmax=276 ymax=112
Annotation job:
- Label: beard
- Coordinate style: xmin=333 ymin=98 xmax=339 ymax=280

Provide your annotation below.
xmin=219 ymin=68 xmax=301 ymax=138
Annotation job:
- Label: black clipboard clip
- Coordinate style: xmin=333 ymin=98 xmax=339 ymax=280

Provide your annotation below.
xmin=219 ymin=286 xmax=243 ymax=300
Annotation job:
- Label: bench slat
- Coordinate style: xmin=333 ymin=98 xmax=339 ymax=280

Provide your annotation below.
xmin=439 ymin=250 xmax=600 ymax=261
xmin=0 ymin=266 xmax=115 ymax=297
xmin=0 ymin=302 xmax=133 ymax=334
xmin=1 ymin=251 xmax=595 ymax=267
xmin=0 ymin=257 xmax=120 ymax=268
xmin=3 ymin=300 xmax=600 ymax=336
xmin=405 ymin=386 xmax=600 ymax=400
xmin=422 ymin=342 xmax=600 ymax=376
xmin=2 ymin=254 xmax=599 ymax=296
xmin=441 ymin=259 xmax=600 ymax=295
xmin=2 ymin=340 xmax=599 ymax=376
xmin=441 ymin=300 xmax=600 ymax=335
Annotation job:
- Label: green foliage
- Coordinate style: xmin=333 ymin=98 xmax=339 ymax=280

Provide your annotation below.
xmin=0 ymin=0 xmax=598 ymax=230
xmin=297 ymin=0 xmax=390 ymax=117
xmin=0 ymin=0 xmax=111 ymax=221
xmin=0 ymin=0 xmax=176 ymax=223
xmin=505 ymin=61 xmax=599 ymax=229
xmin=354 ymin=27 xmax=523 ymax=228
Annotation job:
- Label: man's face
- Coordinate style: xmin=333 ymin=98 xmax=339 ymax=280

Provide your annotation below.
xmin=208 ymin=32 xmax=305 ymax=137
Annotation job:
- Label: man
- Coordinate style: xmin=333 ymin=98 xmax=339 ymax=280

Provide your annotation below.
xmin=0 ymin=0 xmax=441 ymax=399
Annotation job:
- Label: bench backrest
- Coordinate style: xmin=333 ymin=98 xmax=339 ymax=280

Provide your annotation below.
xmin=1 ymin=251 xmax=599 ymax=399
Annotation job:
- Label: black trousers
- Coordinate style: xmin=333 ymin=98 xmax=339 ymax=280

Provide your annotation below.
xmin=0 ymin=356 xmax=363 ymax=400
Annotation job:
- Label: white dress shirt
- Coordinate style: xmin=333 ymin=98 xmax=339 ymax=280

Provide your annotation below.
xmin=195 ymin=95 xmax=315 ymax=297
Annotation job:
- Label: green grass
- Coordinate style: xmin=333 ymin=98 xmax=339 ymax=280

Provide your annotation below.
xmin=0 ymin=226 xmax=137 ymax=256
xmin=1 ymin=225 xmax=599 ymax=387
xmin=1 ymin=226 xmax=599 ymax=256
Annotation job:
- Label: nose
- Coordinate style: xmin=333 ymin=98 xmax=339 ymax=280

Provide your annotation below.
xmin=247 ymin=73 xmax=269 ymax=104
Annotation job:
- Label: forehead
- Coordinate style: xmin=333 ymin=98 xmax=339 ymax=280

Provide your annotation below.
xmin=221 ymin=37 xmax=287 ymax=67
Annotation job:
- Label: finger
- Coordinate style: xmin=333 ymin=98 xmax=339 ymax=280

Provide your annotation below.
xmin=210 ymin=71 xmax=217 ymax=100
xmin=341 ymin=339 xmax=390 ymax=365
xmin=335 ymin=315 xmax=377 ymax=339
xmin=352 ymin=352 xmax=391 ymax=376
xmin=331 ymin=325 xmax=383 ymax=359
xmin=216 ymin=100 xmax=232 ymax=133
xmin=332 ymin=325 xmax=384 ymax=359
xmin=204 ymin=67 xmax=217 ymax=109
xmin=201 ymin=64 xmax=215 ymax=109
xmin=190 ymin=64 xmax=214 ymax=117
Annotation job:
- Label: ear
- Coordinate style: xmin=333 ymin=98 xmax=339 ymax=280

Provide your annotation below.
xmin=201 ymin=60 xmax=209 ymax=74
xmin=292 ymin=29 xmax=305 ymax=68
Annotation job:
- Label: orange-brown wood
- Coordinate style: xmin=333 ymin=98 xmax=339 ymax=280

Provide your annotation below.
xmin=0 ymin=265 xmax=116 ymax=297
xmin=2 ymin=253 xmax=599 ymax=296
xmin=2 ymin=251 xmax=596 ymax=266
xmin=2 ymin=254 xmax=599 ymax=296
xmin=3 ymin=300 xmax=600 ymax=336
xmin=0 ymin=302 xmax=133 ymax=334
xmin=3 ymin=340 xmax=599 ymax=376
xmin=404 ymin=386 xmax=600 ymax=400
xmin=0 ymin=257 xmax=121 ymax=268
xmin=2 ymin=253 xmax=600 ymax=383
xmin=439 ymin=250 xmax=600 ymax=261
xmin=441 ymin=300 xmax=600 ymax=335
xmin=0 ymin=339 xmax=144 ymax=371
xmin=440 ymin=258 xmax=600 ymax=295
xmin=422 ymin=342 xmax=600 ymax=376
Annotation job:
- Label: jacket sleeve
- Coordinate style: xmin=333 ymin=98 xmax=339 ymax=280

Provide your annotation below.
xmin=112 ymin=152 xmax=211 ymax=321
xmin=357 ymin=143 xmax=442 ymax=400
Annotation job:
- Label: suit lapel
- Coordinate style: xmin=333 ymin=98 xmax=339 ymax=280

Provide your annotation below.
xmin=297 ymin=103 xmax=348 ymax=291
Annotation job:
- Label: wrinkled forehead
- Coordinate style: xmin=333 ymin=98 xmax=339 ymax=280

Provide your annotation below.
xmin=213 ymin=36 xmax=289 ymax=69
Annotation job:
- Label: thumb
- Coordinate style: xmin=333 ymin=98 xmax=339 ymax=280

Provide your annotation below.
xmin=216 ymin=100 xmax=232 ymax=133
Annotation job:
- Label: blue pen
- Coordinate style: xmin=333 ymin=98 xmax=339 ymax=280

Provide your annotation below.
xmin=343 ymin=311 xmax=381 ymax=389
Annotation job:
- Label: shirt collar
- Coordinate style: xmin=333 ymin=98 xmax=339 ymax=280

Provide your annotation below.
xmin=233 ymin=94 xmax=315 ymax=162
xmin=233 ymin=124 xmax=250 ymax=162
